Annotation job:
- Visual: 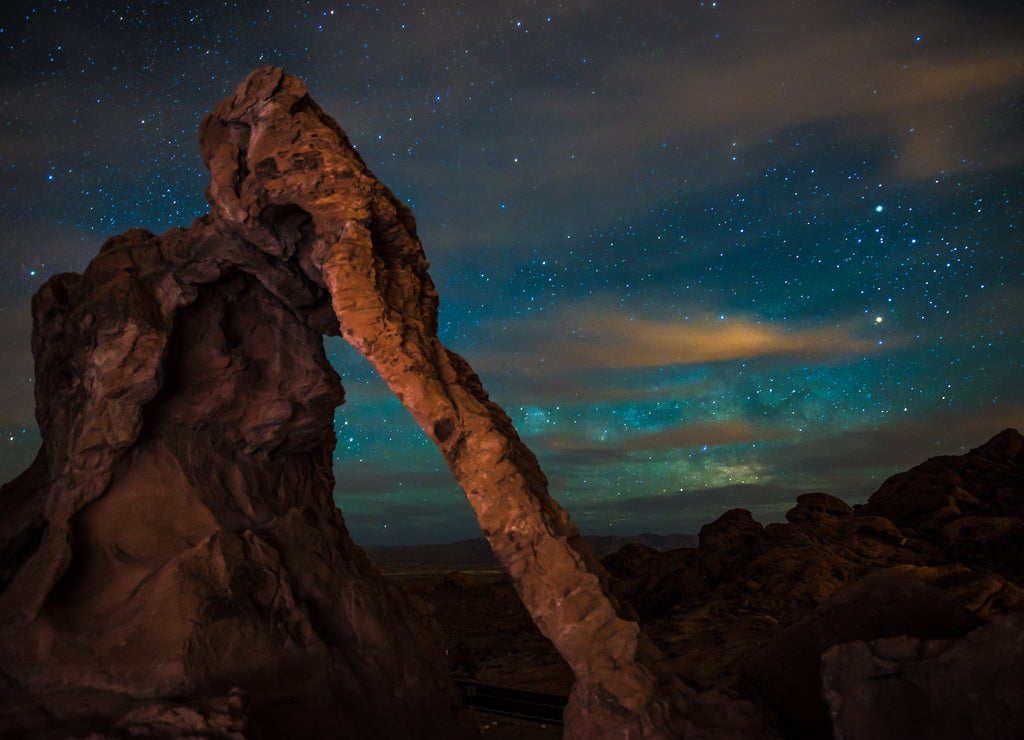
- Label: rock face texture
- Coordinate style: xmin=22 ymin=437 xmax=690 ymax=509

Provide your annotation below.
xmin=601 ymin=428 xmax=1024 ymax=739
xmin=0 ymin=67 xmax=751 ymax=738
xmin=859 ymin=426 xmax=1024 ymax=578
xmin=821 ymin=612 xmax=1024 ymax=740
xmin=199 ymin=66 xmax=696 ymax=740
xmin=5 ymin=65 xmax=1018 ymax=740
xmin=0 ymin=76 xmax=473 ymax=738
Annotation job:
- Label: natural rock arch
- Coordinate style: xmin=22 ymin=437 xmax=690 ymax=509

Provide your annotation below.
xmin=0 ymin=68 xmax=772 ymax=739
xmin=202 ymin=67 xmax=681 ymax=735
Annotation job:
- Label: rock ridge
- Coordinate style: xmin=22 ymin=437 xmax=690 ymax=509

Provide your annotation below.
xmin=600 ymin=428 xmax=1024 ymax=739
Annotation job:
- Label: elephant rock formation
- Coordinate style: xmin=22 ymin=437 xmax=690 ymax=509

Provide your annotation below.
xmin=0 ymin=67 xmax=757 ymax=739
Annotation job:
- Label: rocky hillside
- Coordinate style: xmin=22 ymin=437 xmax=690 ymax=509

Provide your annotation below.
xmin=597 ymin=427 xmax=1024 ymax=739
xmin=390 ymin=429 xmax=1023 ymax=738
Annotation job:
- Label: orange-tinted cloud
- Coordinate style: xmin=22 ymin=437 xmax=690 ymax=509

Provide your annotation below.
xmin=617 ymin=420 xmax=787 ymax=453
xmin=496 ymin=308 xmax=882 ymax=372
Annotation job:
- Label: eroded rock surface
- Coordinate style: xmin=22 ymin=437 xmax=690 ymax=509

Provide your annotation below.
xmin=0 ymin=195 xmax=473 ymax=737
xmin=822 ymin=612 xmax=1024 ymax=740
xmin=0 ymin=67 xmax=767 ymax=738
xmin=198 ymin=66 xmax=704 ymax=740
xmin=601 ymin=429 xmax=1024 ymax=738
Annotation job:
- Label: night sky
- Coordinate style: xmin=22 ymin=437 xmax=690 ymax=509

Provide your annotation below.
xmin=2 ymin=1 xmax=1022 ymax=546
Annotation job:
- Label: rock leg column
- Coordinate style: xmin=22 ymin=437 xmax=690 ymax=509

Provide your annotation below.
xmin=202 ymin=66 xmax=685 ymax=738
xmin=320 ymin=238 xmax=678 ymax=738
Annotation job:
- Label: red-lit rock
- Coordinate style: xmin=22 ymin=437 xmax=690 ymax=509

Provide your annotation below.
xmin=195 ymin=66 xmax=774 ymax=739
xmin=1 ymin=67 xmax=775 ymax=739
xmin=0 ymin=227 xmax=474 ymax=737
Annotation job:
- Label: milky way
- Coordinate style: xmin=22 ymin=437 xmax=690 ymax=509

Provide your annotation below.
xmin=2 ymin=1 xmax=1022 ymax=544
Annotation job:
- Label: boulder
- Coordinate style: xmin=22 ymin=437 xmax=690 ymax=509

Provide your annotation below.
xmin=0 ymin=223 xmax=474 ymax=738
xmin=822 ymin=612 xmax=1024 ymax=740
xmin=697 ymin=509 xmax=767 ymax=587
xmin=742 ymin=569 xmax=979 ymax=737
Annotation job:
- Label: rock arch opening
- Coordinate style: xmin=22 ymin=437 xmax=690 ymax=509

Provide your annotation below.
xmin=0 ymin=67 xmax=764 ymax=739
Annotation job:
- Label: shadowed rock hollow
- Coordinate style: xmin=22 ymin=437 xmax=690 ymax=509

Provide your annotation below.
xmin=0 ymin=68 xmax=774 ymax=739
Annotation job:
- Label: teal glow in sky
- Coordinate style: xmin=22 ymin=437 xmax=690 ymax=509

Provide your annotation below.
xmin=2 ymin=0 xmax=1022 ymax=544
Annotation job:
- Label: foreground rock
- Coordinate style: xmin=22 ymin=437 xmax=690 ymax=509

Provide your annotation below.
xmin=822 ymin=612 xmax=1024 ymax=740
xmin=0 ymin=67 xmax=775 ymax=738
xmin=601 ymin=428 xmax=1024 ymax=738
xmin=0 ymin=73 xmax=473 ymax=736
xmin=202 ymin=68 xmax=718 ymax=740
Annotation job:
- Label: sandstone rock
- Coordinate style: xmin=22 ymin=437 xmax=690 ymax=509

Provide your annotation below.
xmin=741 ymin=569 xmax=980 ymax=737
xmin=859 ymin=429 xmax=1024 ymax=547
xmin=0 ymin=66 xmax=744 ymax=739
xmin=0 ymin=229 xmax=474 ymax=737
xmin=822 ymin=612 xmax=1024 ymax=740
xmin=586 ymin=430 xmax=1024 ymax=738
xmin=697 ymin=508 xmax=767 ymax=587
xmin=857 ymin=428 xmax=1024 ymax=587
xmin=198 ymin=65 xmax=697 ymax=739
xmin=785 ymin=492 xmax=854 ymax=524
xmin=603 ymin=431 xmax=1020 ymax=698
xmin=5 ymin=65 xmax=1018 ymax=740
xmin=602 ymin=543 xmax=707 ymax=619
xmin=614 ymin=504 xmax=925 ymax=694
xmin=82 ymin=689 xmax=249 ymax=740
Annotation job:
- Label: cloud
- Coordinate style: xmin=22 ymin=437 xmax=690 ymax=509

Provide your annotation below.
xmin=568 ymin=313 xmax=875 ymax=368
xmin=593 ymin=0 xmax=1024 ymax=182
xmin=532 ymin=419 xmax=783 ymax=458
xmin=416 ymin=0 xmax=1024 ymax=228
xmin=481 ymin=306 xmax=882 ymax=374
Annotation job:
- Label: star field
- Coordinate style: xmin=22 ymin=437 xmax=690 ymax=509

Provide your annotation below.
xmin=2 ymin=0 xmax=1022 ymax=545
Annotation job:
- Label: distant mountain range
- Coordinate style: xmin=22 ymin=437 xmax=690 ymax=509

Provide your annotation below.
xmin=363 ymin=532 xmax=699 ymax=568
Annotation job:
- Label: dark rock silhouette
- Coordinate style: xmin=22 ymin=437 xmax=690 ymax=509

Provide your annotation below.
xmin=0 ymin=67 xmax=777 ymax=739
xmin=858 ymin=427 xmax=1024 ymax=578
xmin=821 ymin=611 xmax=1024 ymax=740
xmin=601 ymin=428 xmax=1024 ymax=738
xmin=743 ymin=570 xmax=979 ymax=735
